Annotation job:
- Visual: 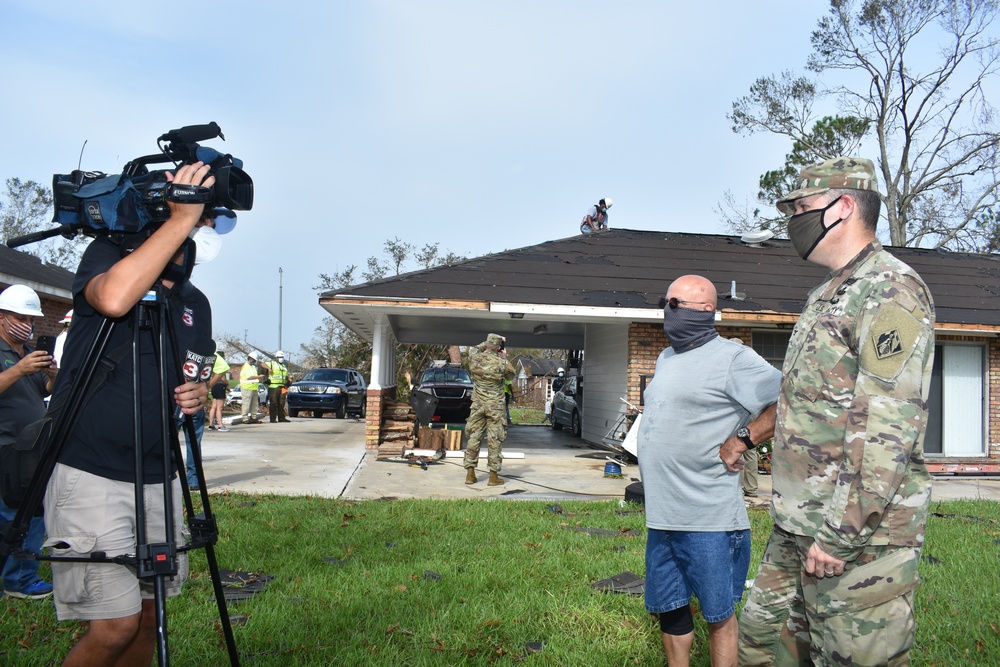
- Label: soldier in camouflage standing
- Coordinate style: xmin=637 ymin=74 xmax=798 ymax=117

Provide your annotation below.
xmin=464 ymin=333 xmax=515 ymax=486
xmin=739 ymin=158 xmax=935 ymax=667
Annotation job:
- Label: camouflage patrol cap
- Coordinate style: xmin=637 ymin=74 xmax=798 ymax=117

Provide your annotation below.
xmin=776 ymin=157 xmax=879 ymax=215
xmin=486 ymin=333 xmax=504 ymax=346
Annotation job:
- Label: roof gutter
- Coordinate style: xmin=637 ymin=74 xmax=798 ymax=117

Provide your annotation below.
xmin=490 ymin=302 xmax=663 ymax=322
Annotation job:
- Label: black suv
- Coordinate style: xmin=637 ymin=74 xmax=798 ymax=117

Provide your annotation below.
xmin=287 ymin=368 xmax=367 ymax=419
xmin=412 ymin=364 xmax=473 ymax=423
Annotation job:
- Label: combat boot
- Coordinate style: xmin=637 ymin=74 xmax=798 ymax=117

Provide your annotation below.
xmin=465 ymin=468 xmax=477 ymax=485
xmin=487 ymin=471 xmax=505 ymax=486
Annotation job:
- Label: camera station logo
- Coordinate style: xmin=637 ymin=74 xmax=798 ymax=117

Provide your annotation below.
xmin=86 ymin=201 xmax=104 ymax=223
xmin=183 ymin=358 xmax=201 ymax=382
xmin=183 ymin=307 xmax=194 ymax=327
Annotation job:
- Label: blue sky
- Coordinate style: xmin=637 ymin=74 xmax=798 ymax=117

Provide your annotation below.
xmin=1 ymin=1 xmax=825 ymax=359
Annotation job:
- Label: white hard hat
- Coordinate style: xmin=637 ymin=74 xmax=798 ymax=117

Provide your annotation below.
xmin=60 ymin=309 xmax=74 ymax=324
xmin=599 ymin=197 xmax=613 ymax=209
xmin=248 ymin=351 xmax=258 ymax=360
xmin=0 ymin=285 xmax=44 ymax=316
xmin=275 ymin=350 xmax=285 ymax=358
xmin=557 ymin=367 xmax=565 ymax=374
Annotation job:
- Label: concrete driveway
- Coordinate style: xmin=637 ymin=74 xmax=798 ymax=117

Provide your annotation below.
xmin=197 ymin=415 xmax=369 ymax=498
xmin=197 ymin=418 xmax=637 ymax=501
xmin=196 ymin=418 xmax=1000 ymax=502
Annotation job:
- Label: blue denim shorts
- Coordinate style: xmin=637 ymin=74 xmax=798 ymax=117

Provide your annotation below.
xmin=645 ymin=528 xmax=751 ymax=623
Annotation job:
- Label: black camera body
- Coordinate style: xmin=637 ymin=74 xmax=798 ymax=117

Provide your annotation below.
xmin=51 ymin=122 xmax=253 ymax=235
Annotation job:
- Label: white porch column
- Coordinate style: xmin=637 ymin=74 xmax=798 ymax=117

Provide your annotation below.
xmin=369 ymin=314 xmax=397 ymax=390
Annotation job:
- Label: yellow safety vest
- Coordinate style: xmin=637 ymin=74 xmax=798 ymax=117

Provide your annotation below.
xmin=267 ymin=361 xmax=288 ymax=388
xmin=240 ymin=362 xmax=260 ymax=390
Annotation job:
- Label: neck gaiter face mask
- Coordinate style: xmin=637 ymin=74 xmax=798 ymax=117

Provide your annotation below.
xmin=662 ymin=306 xmax=718 ymax=352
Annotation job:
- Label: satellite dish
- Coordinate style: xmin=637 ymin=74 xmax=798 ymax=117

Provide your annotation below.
xmin=740 ymin=230 xmax=774 ymax=245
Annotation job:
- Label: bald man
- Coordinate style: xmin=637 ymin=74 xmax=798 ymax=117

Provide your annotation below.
xmin=638 ymin=274 xmax=781 ymax=667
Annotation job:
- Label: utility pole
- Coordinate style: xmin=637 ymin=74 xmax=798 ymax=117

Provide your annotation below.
xmin=278 ymin=267 xmax=283 ymax=352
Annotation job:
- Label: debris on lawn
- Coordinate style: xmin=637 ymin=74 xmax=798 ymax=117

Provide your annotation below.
xmin=216 ymin=570 xmax=274 ymax=603
xmin=567 ymin=526 xmax=642 ymax=538
xmin=323 ymin=556 xmax=350 ymax=567
xmin=525 ymin=640 xmax=546 ymax=654
xmin=591 ymin=571 xmax=645 ymax=596
xmin=423 ymin=570 xmax=443 ymax=581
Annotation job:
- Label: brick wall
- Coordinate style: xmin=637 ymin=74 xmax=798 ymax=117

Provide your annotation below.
xmin=35 ymin=296 xmax=71 ymax=339
xmin=364 ymin=385 xmax=397 ymax=449
xmin=626 ymin=322 xmax=748 ymax=407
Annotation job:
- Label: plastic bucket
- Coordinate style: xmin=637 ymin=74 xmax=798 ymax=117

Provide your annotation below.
xmin=603 ymin=461 xmax=622 ymax=477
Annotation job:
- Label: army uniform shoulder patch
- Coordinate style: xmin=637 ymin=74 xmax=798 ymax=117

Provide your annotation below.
xmin=859 ymin=302 xmax=924 ymax=383
xmin=873 ymin=329 xmax=903 ymax=359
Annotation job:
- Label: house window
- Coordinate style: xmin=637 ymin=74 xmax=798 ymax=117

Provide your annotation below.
xmin=751 ymin=331 xmax=790 ymax=370
xmin=925 ymin=343 xmax=986 ymax=457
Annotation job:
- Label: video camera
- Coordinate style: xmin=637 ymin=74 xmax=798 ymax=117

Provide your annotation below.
xmin=15 ymin=123 xmax=252 ymax=247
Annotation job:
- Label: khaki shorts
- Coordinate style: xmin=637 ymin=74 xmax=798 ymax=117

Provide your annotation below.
xmin=43 ymin=463 xmax=189 ymax=621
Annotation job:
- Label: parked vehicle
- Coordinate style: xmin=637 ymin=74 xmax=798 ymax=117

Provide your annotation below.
xmin=287 ymin=368 xmax=367 ymax=419
xmin=551 ymin=375 xmax=582 ymax=437
xmin=412 ymin=363 xmax=473 ymax=423
xmin=226 ymin=384 xmax=267 ymax=408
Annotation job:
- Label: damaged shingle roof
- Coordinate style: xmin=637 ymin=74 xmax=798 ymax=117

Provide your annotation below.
xmin=323 ymin=230 xmax=1000 ymax=327
xmin=0 ymin=244 xmax=74 ymax=293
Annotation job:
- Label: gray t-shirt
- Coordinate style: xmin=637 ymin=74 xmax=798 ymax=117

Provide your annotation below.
xmin=638 ymin=336 xmax=780 ymax=531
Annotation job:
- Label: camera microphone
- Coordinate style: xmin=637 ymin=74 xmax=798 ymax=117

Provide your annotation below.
xmin=183 ymin=337 xmax=217 ymax=384
xmin=158 ymin=122 xmax=224 ymax=146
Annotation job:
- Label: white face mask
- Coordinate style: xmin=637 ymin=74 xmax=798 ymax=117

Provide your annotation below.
xmin=189 ymin=226 xmax=222 ymax=265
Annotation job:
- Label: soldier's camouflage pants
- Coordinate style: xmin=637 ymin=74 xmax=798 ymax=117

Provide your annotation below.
xmin=463 ymin=400 xmax=507 ymax=472
xmin=739 ymin=527 xmax=919 ymax=667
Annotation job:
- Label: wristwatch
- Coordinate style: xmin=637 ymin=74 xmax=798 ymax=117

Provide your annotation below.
xmin=736 ymin=427 xmax=755 ymax=450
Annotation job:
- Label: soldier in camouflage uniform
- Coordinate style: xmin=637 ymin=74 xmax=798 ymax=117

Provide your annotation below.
xmin=739 ymin=158 xmax=935 ymax=667
xmin=463 ymin=333 xmax=515 ymax=486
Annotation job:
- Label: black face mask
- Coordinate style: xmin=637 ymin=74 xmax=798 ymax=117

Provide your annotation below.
xmin=787 ymin=195 xmax=845 ymax=260
xmin=662 ymin=306 xmax=718 ymax=352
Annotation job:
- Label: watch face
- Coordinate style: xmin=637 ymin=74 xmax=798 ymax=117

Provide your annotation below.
xmin=737 ymin=427 xmax=750 ymax=438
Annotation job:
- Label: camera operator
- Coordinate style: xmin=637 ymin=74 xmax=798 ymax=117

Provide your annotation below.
xmin=42 ymin=162 xmax=215 ymax=666
xmin=0 ymin=284 xmax=57 ymax=601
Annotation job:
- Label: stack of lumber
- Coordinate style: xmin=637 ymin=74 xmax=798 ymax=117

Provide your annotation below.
xmin=379 ymin=401 xmax=417 ymax=456
xmin=416 ymin=427 xmax=463 ymax=451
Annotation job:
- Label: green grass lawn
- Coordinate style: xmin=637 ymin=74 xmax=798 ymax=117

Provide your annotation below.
xmin=2 ymin=497 xmax=998 ymax=665
xmin=509 ymin=406 xmax=548 ymax=425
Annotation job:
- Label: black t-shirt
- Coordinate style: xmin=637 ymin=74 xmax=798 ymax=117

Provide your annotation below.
xmin=50 ymin=236 xmax=212 ymax=483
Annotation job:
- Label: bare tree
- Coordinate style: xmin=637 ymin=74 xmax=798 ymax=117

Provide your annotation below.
xmin=308 ymin=239 xmax=469 ymax=380
xmin=0 ymin=177 xmax=87 ymax=269
xmin=726 ymin=0 xmax=1000 ymax=250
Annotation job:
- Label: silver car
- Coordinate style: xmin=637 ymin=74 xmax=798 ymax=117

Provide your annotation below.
xmin=551 ymin=376 xmax=582 ymax=437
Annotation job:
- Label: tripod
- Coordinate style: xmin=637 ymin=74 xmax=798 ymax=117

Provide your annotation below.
xmin=0 ymin=285 xmax=240 ymax=667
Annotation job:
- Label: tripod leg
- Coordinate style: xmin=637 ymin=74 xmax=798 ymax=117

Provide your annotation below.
xmin=163 ymin=307 xmax=242 ymax=667
xmin=170 ymin=411 xmax=241 ymax=665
